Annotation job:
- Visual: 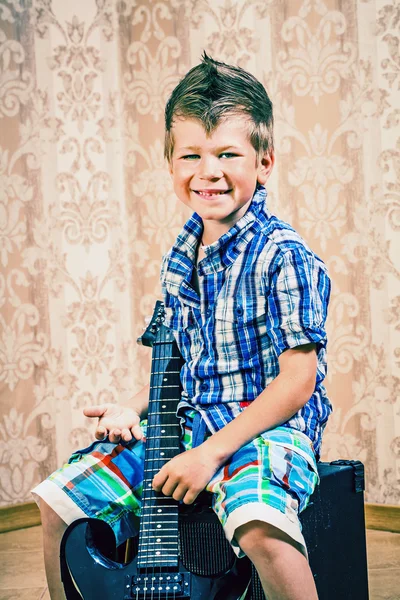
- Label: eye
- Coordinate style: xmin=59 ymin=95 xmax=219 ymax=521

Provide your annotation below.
xmin=219 ymin=152 xmax=238 ymax=159
xmin=181 ymin=154 xmax=200 ymax=160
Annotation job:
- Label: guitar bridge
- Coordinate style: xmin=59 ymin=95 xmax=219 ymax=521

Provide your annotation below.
xmin=125 ymin=573 xmax=191 ymax=598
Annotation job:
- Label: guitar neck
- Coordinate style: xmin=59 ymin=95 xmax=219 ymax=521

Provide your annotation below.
xmin=137 ymin=326 xmax=183 ymax=570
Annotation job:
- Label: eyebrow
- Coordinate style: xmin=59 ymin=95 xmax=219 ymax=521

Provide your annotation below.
xmin=177 ymin=145 xmax=241 ymax=152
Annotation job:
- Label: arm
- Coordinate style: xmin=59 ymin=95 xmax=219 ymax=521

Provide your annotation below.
xmin=153 ymin=343 xmax=317 ymax=503
xmin=84 ymin=384 xmax=150 ymax=443
xmin=202 ymin=343 xmax=316 ymax=461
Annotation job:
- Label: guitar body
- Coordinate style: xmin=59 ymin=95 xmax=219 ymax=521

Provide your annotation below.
xmin=61 ymin=516 xmax=252 ymax=600
xmin=61 ymin=302 xmax=252 ymax=600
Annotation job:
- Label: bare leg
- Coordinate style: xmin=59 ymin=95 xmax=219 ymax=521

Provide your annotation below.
xmin=236 ymin=520 xmax=318 ymax=600
xmin=40 ymin=499 xmax=68 ymax=600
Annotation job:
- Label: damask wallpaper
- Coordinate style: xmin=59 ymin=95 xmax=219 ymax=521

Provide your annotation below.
xmin=0 ymin=0 xmax=399 ymax=509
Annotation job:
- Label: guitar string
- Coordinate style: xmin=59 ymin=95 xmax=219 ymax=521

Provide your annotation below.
xmin=170 ymin=331 xmax=178 ymax=600
xmin=161 ymin=328 xmax=172 ymax=600
xmin=157 ymin=329 xmax=170 ymax=600
xmin=162 ymin=329 xmax=175 ymax=600
xmin=161 ymin=330 xmax=167 ymax=600
xmin=156 ymin=331 xmax=163 ymax=600
xmin=157 ymin=327 xmax=166 ymax=600
xmin=144 ymin=324 xmax=160 ymax=600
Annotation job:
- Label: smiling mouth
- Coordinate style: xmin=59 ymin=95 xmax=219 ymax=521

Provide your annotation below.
xmin=193 ymin=190 xmax=231 ymax=197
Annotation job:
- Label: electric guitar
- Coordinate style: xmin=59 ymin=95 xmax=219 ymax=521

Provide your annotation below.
xmin=61 ymin=301 xmax=253 ymax=599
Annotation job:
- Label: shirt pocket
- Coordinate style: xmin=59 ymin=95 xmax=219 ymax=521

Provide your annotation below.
xmin=164 ymin=305 xmax=201 ymax=357
xmin=214 ymin=296 xmax=268 ymax=364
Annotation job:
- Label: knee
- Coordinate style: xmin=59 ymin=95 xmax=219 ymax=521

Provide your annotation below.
xmin=39 ymin=499 xmax=67 ymax=535
xmin=235 ymin=520 xmax=303 ymax=563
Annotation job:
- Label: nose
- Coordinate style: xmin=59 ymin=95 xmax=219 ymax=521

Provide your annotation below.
xmin=198 ymin=156 xmax=223 ymax=180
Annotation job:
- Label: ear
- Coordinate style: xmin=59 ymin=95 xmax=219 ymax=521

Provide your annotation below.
xmin=257 ymin=151 xmax=275 ymax=185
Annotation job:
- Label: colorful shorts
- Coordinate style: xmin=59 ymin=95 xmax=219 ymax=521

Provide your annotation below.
xmin=32 ymin=418 xmax=319 ymax=558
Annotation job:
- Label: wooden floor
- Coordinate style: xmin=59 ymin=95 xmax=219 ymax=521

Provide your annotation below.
xmin=0 ymin=526 xmax=399 ymax=599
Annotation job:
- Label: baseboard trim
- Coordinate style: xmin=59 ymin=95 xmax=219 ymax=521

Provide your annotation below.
xmin=365 ymin=503 xmax=400 ymax=533
xmin=1 ymin=501 xmax=400 ymax=535
xmin=0 ymin=501 xmax=41 ymax=534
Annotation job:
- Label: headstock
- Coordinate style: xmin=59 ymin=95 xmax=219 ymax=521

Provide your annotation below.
xmin=137 ymin=300 xmax=166 ymax=348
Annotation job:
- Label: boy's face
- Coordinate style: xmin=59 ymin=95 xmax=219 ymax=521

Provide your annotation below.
xmin=169 ymin=116 xmax=274 ymax=242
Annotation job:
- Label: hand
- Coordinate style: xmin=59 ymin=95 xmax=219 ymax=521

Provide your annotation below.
xmin=152 ymin=444 xmax=221 ymax=505
xmin=83 ymin=403 xmax=143 ymax=443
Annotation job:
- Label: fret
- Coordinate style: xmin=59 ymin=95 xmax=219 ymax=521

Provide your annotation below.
xmin=143 ymin=447 xmax=179 ymax=453
xmin=140 ymin=529 xmax=178 ymax=534
xmin=143 ymin=458 xmax=178 ymax=464
xmin=139 ymin=535 xmax=178 ymax=540
xmin=136 ymin=529 xmax=178 ymax=545
xmin=145 ymin=446 xmax=179 ymax=451
xmin=140 ymin=502 xmax=178 ymax=509
xmin=143 ymin=467 xmax=173 ymax=474
xmin=148 ymin=398 xmax=180 ymax=403
xmin=137 ymin=559 xmax=178 ymax=564
xmin=138 ymin=547 xmax=178 ymax=553
xmin=140 ymin=509 xmax=178 ymax=514
xmin=151 ymin=370 xmax=181 ymax=375
xmin=150 ymin=384 xmax=180 ymax=389
xmin=138 ymin=556 xmax=179 ymax=563
xmin=140 ymin=512 xmax=177 ymax=518
xmin=138 ymin=546 xmax=179 ymax=552
xmin=146 ymin=423 xmax=179 ymax=429
xmin=141 ymin=503 xmax=177 ymax=509
xmin=141 ymin=514 xmax=178 ymax=520
xmin=139 ymin=542 xmax=178 ymax=547
xmin=144 ymin=435 xmax=179 ymax=439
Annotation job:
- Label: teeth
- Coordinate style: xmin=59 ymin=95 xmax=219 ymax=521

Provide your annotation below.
xmin=197 ymin=191 xmax=226 ymax=196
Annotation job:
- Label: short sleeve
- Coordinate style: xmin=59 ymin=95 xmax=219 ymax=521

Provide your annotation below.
xmin=266 ymin=247 xmax=331 ymax=356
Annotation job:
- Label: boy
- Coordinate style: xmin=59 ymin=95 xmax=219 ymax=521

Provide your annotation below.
xmin=33 ymin=53 xmax=331 ymax=600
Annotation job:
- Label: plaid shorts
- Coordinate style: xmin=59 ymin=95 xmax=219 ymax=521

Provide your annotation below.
xmin=32 ymin=417 xmax=319 ymax=557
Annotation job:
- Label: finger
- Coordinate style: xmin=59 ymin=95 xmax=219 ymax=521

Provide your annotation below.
xmin=84 ymin=404 xmax=107 ymax=418
xmin=109 ymin=429 xmax=122 ymax=443
xmin=172 ymin=485 xmax=188 ymax=502
xmin=182 ymin=489 xmax=200 ymax=505
xmin=131 ymin=424 xmax=143 ymax=440
xmin=161 ymin=479 xmax=179 ymax=498
xmin=152 ymin=470 xmax=168 ymax=492
xmin=121 ymin=428 xmax=132 ymax=442
xmin=95 ymin=426 xmax=107 ymax=441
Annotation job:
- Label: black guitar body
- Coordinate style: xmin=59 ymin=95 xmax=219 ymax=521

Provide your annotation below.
xmin=61 ymin=504 xmax=252 ymax=600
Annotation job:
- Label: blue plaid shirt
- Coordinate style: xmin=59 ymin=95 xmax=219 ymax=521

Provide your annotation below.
xmin=161 ymin=186 xmax=332 ymax=457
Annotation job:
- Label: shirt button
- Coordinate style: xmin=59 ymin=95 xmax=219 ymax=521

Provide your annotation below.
xmin=199 ymin=382 xmax=209 ymax=392
xmin=206 ymin=308 xmax=212 ymax=317
xmin=235 ymin=306 xmax=244 ymax=316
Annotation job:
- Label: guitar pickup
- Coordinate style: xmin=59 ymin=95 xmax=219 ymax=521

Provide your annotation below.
xmin=125 ymin=573 xmax=191 ymax=598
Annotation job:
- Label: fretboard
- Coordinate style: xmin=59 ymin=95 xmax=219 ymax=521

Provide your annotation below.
xmin=137 ymin=327 xmax=183 ymax=570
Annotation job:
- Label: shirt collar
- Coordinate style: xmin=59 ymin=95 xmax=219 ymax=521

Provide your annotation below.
xmin=163 ymin=186 xmax=269 ymax=295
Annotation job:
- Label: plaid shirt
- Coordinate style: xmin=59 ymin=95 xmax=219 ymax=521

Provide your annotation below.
xmin=161 ymin=186 xmax=332 ymax=457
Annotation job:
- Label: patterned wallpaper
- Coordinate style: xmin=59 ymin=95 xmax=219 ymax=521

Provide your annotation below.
xmin=0 ymin=0 xmax=399 ymax=508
